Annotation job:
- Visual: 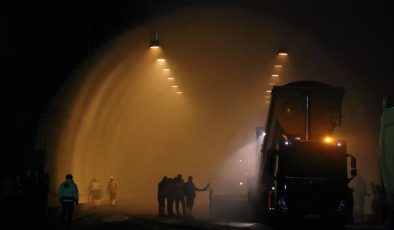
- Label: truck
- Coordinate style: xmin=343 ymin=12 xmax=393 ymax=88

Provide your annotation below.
xmin=378 ymin=97 xmax=394 ymax=230
xmin=256 ymin=81 xmax=357 ymax=227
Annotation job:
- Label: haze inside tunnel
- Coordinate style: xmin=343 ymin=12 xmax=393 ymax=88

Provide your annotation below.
xmin=41 ymin=6 xmax=380 ymax=218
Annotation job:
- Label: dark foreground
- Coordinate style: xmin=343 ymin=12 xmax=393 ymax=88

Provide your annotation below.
xmin=0 ymin=203 xmax=384 ymax=230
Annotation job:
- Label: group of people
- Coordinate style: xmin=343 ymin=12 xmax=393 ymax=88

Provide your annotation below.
xmin=16 ymin=168 xmax=50 ymax=220
xmin=157 ymin=174 xmax=209 ymax=218
xmin=87 ymin=176 xmax=118 ymax=206
xmin=58 ymin=174 xmax=118 ymax=222
xmin=57 ymin=173 xmax=209 ymax=222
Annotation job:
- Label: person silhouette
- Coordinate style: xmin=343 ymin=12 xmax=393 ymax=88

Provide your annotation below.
xmin=89 ymin=178 xmax=102 ymax=203
xmin=183 ymin=176 xmax=209 ymax=217
xmin=157 ymin=176 xmax=169 ymax=217
xmin=58 ymin=174 xmax=79 ymax=222
xmin=174 ymin=174 xmax=185 ymax=217
xmin=106 ymin=176 xmax=118 ymax=206
xmin=166 ymin=178 xmax=175 ymax=217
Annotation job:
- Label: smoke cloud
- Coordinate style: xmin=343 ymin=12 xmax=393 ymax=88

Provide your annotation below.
xmin=41 ymin=6 xmax=379 ymax=217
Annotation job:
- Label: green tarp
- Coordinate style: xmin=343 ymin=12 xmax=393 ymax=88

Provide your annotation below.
xmin=379 ymin=107 xmax=394 ymax=193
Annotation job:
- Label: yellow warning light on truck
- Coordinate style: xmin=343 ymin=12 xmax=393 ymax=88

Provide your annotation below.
xmin=323 ymin=136 xmax=333 ymax=144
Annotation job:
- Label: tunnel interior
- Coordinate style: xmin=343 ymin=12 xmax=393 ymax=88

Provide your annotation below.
xmin=38 ymin=6 xmax=380 ymax=217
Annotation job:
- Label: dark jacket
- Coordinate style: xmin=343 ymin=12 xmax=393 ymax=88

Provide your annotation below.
xmin=184 ymin=181 xmax=206 ymax=198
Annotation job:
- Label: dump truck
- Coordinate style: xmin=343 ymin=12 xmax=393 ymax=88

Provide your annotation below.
xmin=256 ymin=81 xmax=357 ymax=227
xmin=378 ymin=97 xmax=394 ymax=230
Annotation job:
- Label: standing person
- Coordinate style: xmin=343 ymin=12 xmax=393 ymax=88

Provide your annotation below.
xmin=106 ymin=176 xmax=118 ymax=206
xmin=20 ymin=169 xmax=35 ymax=220
xmin=174 ymin=174 xmax=186 ymax=217
xmin=58 ymin=174 xmax=79 ymax=222
xmin=89 ymin=178 xmax=102 ymax=203
xmin=373 ymin=184 xmax=385 ymax=224
xmin=166 ymin=178 xmax=175 ymax=217
xmin=372 ymin=183 xmax=385 ymax=224
xmin=183 ymin=176 xmax=209 ymax=217
xmin=157 ymin=176 xmax=168 ymax=217
xmin=37 ymin=169 xmax=50 ymax=219
xmin=345 ymin=186 xmax=355 ymax=224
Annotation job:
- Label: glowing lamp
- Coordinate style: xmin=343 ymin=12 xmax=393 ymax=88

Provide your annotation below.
xmin=323 ymin=136 xmax=333 ymax=144
xmin=149 ymin=31 xmax=160 ymax=48
xmin=150 ymin=40 xmax=160 ymax=49
xmin=278 ymin=47 xmax=288 ymax=56
xmin=171 ymin=85 xmax=179 ymax=88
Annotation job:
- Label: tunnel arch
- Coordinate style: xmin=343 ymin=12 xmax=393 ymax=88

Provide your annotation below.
xmin=37 ymin=5 xmax=375 ymax=216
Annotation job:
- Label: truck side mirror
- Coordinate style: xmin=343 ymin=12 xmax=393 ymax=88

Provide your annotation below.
xmin=347 ymin=154 xmax=357 ymax=181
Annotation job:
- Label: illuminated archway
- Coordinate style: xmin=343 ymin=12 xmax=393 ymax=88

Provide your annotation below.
xmin=38 ymin=6 xmax=367 ymax=217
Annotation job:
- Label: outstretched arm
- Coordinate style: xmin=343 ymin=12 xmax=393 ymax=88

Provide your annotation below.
xmin=195 ymin=183 xmax=210 ymax=192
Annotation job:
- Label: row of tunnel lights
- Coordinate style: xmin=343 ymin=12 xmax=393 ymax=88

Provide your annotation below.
xmin=234 ymin=51 xmax=289 ymax=187
xmin=238 ymin=51 xmax=288 ymax=187
xmin=265 ymin=51 xmax=288 ymax=104
xmin=150 ymin=32 xmax=183 ymax=95
xmin=152 ymin=33 xmax=289 ymax=187
xmin=152 ymin=32 xmax=251 ymax=187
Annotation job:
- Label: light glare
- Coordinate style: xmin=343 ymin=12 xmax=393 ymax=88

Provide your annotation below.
xmin=323 ymin=136 xmax=333 ymax=143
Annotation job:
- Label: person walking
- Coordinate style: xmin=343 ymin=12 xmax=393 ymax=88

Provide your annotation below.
xmin=157 ymin=176 xmax=168 ymax=217
xmin=58 ymin=174 xmax=79 ymax=222
xmin=106 ymin=176 xmax=118 ymax=206
xmin=174 ymin=174 xmax=186 ymax=217
xmin=89 ymin=178 xmax=102 ymax=204
xmin=183 ymin=176 xmax=209 ymax=217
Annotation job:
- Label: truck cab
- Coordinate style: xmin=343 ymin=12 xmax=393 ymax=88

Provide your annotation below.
xmin=265 ymin=139 xmax=356 ymax=225
xmin=257 ymin=81 xmax=357 ymax=226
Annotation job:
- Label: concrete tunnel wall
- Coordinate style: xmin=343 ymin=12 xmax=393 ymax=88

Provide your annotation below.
xmin=37 ymin=6 xmax=379 ymax=217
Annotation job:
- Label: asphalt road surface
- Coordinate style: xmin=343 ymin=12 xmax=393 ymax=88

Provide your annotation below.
xmin=1 ymin=203 xmax=385 ymax=230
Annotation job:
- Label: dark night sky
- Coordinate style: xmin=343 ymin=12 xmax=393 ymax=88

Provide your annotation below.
xmin=1 ymin=0 xmax=394 ymax=174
